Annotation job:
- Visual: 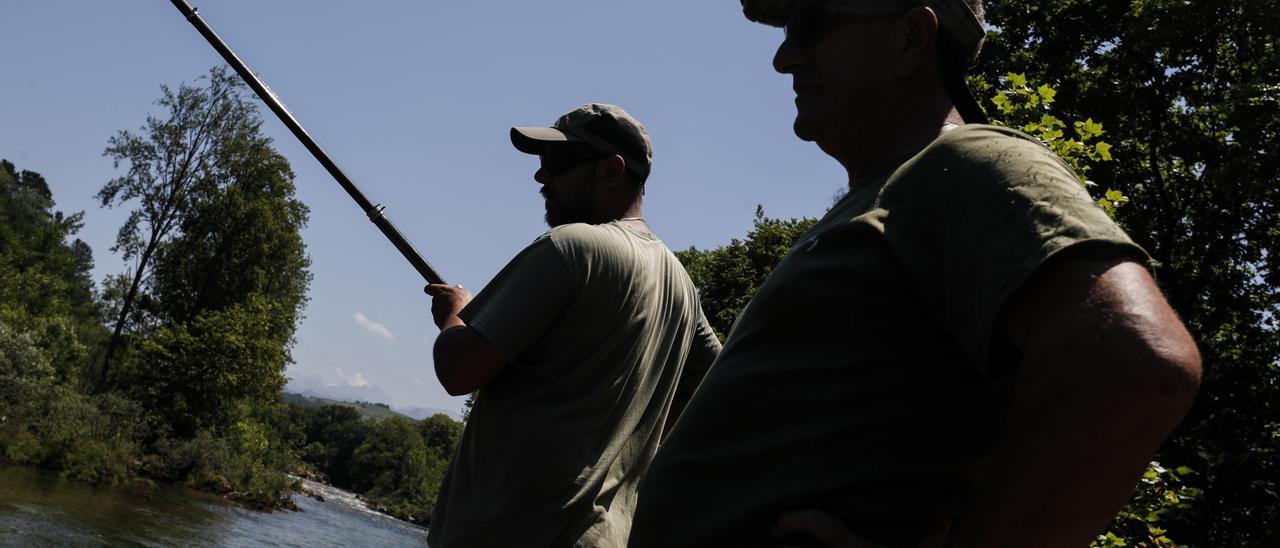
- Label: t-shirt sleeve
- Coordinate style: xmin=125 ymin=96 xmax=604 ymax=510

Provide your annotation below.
xmin=457 ymin=236 xmax=577 ymax=363
xmin=676 ymin=307 xmax=722 ymax=400
xmin=877 ymin=126 xmax=1153 ymax=372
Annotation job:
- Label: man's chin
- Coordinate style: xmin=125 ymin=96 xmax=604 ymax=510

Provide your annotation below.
xmin=792 ymin=118 xmax=822 ymax=142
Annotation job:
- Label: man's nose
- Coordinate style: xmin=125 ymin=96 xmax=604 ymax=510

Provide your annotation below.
xmin=534 ymin=167 xmax=550 ymax=185
xmin=773 ymin=37 xmax=806 ymax=75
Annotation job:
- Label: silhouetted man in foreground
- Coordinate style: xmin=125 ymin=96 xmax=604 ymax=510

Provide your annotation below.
xmin=425 ymin=104 xmax=720 ymax=548
xmin=631 ymin=1 xmax=1201 ymax=546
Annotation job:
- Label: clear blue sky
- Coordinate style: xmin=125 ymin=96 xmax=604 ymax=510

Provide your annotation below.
xmin=2 ymin=1 xmax=845 ymax=414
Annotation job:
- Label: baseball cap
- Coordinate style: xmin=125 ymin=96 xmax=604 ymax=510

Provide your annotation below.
xmin=511 ymin=103 xmax=653 ymax=180
xmin=742 ymin=0 xmax=990 ymax=123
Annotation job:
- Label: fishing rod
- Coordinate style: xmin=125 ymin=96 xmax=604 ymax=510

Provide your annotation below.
xmin=169 ymin=0 xmax=446 ymax=285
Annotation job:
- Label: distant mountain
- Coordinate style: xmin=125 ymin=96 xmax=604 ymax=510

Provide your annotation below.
xmin=395 ymin=405 xmax=461 ymax=421
xmin=285 ymin=374 xmax=393 ymax=405
xmin=282 ymin=374 xmax=463 ymax=421
xmin=282 ymin=392 xmax=412 ymax=422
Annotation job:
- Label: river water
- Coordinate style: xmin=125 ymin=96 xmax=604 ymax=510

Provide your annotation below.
xmin=0 ymin=466 xmax=430 ymax=546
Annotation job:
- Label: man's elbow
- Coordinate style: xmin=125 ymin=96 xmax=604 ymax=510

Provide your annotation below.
xmin=435 ymin=364 xmax=474 ymax=397
xmin=433 ymin=332 xmax=473 ymax=396
xmin=434 ymin=356 xmax=477 ymax=397
xmin=432 ymin=327 xmax=505 ymax=396
xmin=1148 ymin=341 xmax=1202 ymax=419
xmin=1123 ymin=333 xmax=1202 ymax=428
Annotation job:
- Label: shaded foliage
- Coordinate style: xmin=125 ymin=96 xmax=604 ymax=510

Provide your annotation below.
xmin=0 ymin=160 xmax=104 ymax=382
xmin=282 ymin=404 xmax=462 ymax=524
xmin=94 ymin=66 xmax=272 ymax=390
xmin=350 ymin=416 xmax=448 ymax=522
xmin=676 ymin=206 xmax=815 ymax=338
xmin=419 ymin=413 xmax=464 ymax=461
xmin=296 ymin=405 xmax=370 ymax=489
xmin=2 ymin=67 xmax=313 ymax=510
xmin=147 ymin=115 xmax=311 ymax=332
xmin=124 ymin=296 xmax=293 ymax=439
xmin=976 ymin=1 xmax=1280 ymax=543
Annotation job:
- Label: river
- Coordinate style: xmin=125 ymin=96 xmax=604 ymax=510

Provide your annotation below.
xmin=0 ymin=466 xmax=430 ymax=546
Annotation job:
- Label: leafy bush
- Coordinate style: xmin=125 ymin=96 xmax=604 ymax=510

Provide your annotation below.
xmin=1095 ymin=462 xmax=1200 ymax=547
xmin=350 ymin=416 xmax=448 ymax=523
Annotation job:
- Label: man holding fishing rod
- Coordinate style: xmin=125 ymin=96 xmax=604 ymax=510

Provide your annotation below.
xmin=164 ymin=6 xmax=715 ymax=545
xmin=423 ymin=104 xmax=721 ymax=548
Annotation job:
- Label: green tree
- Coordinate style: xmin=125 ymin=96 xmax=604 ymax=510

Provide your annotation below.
xmin=0 ymin=161 xmax=103 ymax=382
xmin=0 ymin=321 xmax=58 ymax=459
xmin=676 ymin=206 xmax=816 ymax=338
xmin=976 ymin=2 xmax=1279 ymax=543
xmin=99 ymin=65 xmax=310 ymax=445
xmin=94 ymin=66 xmax=263 ymax=391
xmin=124 ymin=295 xmax=294 ymax=439
xmin=350 ymin=416 xmax=447 ymax=523
xmin=147 ymin=123 xmax=311 ymax=332
xmin=418 ymin=413 xmax=464 ymax=460
xmin=300 ymin=405 xmax=372 ymax=488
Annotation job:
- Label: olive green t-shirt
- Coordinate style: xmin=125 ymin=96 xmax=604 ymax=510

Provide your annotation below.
xmin=428 ymin=222 xmax=721 ymax=548
xmin=629 ymin=125 xmax=1152 ymax=547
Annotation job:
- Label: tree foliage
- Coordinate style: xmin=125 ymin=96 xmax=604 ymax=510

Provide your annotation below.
xmin=93 ymin=65 xmax=312 ymax=448
xmin=0 ymin=160 xmax=103 ymax=382
xmin=350 ymin=416 xmax=449 ymax=522
xmin=125 ymin=296 xmax=294 ymax=439
xmin=2 ymin=66 xmax=313 ymax=509
xmin=976 ymin=1 xmax=1279 ymax=543
xmin=281 ymin=404 xmax=463 ymax=524
xmin=94 ymin=66 xmax=270 ymax=390
xmin=147 ymin=117 xmax=311 ymax=332
xmin=419 ymin=413 xmax=464 ymax=461
xmin=676 ymin=207 xmax=816 ymax=338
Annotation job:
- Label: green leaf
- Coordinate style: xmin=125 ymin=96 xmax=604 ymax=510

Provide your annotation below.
xmin=1037 ymin=83 xmax=1057 ymax=104
xmin=1081 ymin=118 xmax=1104 ymax=138
xmin=1096 ymin=141 xmax=1113 ymax=161
xmin=1007 ymin=72 xmax=1028 ymax=88
xmin=991 ymin=93 xmax=1010 ymax=112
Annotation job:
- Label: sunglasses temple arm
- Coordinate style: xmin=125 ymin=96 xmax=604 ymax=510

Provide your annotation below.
xmin=169 ymin=0 xmax=447 ymax=285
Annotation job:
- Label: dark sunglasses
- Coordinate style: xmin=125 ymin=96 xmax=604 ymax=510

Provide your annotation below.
xmin=783 ymin=2 xmax=910 ymax=47
xmin=539 ymin=146 xmax=604 ymax=178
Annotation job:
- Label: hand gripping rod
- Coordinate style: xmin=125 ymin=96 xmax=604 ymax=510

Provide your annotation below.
xmin=169 ymin=0 xmax=446 ymax=285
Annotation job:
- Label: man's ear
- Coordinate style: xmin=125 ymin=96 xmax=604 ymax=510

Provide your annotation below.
xmin=895 ymin=6 xmax=939 ymax=79
xmin=597 ymin=154 xmax=627 ymax=188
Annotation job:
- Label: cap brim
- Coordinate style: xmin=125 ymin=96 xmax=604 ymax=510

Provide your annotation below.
xmin=510 ymin=127 xmax=582 ymax=155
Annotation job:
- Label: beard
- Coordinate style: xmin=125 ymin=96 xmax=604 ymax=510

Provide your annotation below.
xmin=542 ymin=185 xmax=593 ymax=227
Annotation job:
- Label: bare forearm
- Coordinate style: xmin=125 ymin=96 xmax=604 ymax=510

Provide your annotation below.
xmin=947 ymin=352 xmax=1199 ymax=547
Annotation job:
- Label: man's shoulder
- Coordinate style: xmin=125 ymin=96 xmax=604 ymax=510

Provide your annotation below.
xmin=886 ymin=123 xmax=1079 ymax=197
xmin=917 ymin=123 xmax=1060 ymax=170
xmin=516 ymin=225 xmax=609 ymax=256
xmin=544 ymin=223 xmax=647 ymax=253
xmin=544 ymin=223 xmax=683 ymax=279
xmin=545 ymin=222 xmax=607 ymax=242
